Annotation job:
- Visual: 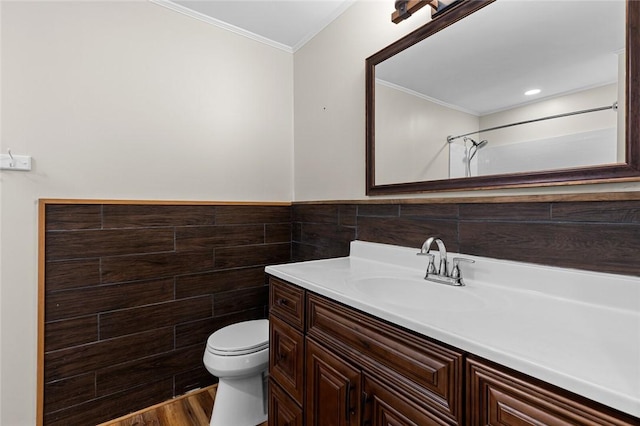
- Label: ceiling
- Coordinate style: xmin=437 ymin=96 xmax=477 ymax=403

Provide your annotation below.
xmin=151 ymin=0 xmax=355 ymax=52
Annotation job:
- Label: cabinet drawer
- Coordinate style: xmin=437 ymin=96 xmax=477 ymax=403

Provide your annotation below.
xmin=269 ymin=379 xmax=303 ymax=426
xmin=269 ymin=314 xmax=305 ymax=405
xmin=307 ymin=294 xmax=463 ymax=423
xmin=467 ymin=358 xmax=639 ymax=426
xmin=270 ymin=278 xmax=305 ymax=330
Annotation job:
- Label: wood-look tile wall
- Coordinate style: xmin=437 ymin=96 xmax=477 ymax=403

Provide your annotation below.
xmin=42 ymin=198 xmax=639 ymax=425
xmin=43 ymin=204 xmax=291 ymax=426
xmin=292 ymin=201 xmax=640 ymax=277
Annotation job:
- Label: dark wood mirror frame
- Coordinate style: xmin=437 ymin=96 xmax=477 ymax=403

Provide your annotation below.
xmin=366 ymin=0 xmax=640 ymax=195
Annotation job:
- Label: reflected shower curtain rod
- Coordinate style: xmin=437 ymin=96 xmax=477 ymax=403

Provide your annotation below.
xmin=446 ymin=102 xmax=618 ymax=143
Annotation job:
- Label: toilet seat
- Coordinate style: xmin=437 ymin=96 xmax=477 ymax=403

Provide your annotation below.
xmin=206 ymin=319 xmax=268 ymax=356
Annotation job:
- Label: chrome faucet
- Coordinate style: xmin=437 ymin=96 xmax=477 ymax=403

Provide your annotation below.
xmin=419 ymin=237 xmax=449 ymax=276
xmin=417 ymin=237 xmax=474 ymax=286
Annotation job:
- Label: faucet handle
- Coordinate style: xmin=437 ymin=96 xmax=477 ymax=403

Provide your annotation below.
xmin=418 ymin=252 xmax=437 ymax=278
xmin=438 ymin=257 xmax=448 ymax=277
xmin=424 ymin=253 xmax=437 ymax=277
xmin=451 ymin=257 xmax=475 ymax=280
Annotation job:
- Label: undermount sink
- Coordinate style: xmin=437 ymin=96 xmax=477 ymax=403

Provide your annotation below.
xmin=350 ymin=276 xmax=486 ymax=312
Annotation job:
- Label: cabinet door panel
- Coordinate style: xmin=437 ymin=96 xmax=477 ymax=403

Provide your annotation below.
xmin=363 ymin=375 xmax=452 ymax=426
xmin=306 ymin=338 xmax=361 ymax=426
xmin=269 ymin=380 xmax=303 ymax=426
xmin=270 ymin=314 xmax=305 ymax=404
xmin=467 ymin=358 xmax=639 ymax=426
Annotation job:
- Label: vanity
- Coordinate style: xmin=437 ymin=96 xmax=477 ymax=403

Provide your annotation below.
xmin=266 ymin=241 xmax=640 ymax=425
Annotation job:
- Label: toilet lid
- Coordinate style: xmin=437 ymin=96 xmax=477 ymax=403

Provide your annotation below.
xmin=207 ymin=319 xmax=269 ymax=356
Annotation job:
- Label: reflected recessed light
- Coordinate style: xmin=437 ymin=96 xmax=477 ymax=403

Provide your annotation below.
xmin=525 ymin=89 xmax=541 ymax=96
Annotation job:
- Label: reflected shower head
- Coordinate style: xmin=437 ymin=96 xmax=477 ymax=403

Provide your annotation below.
xmin=464 ymin=137 xmax=488 ymax=149
xmin=464 ymin=137 xmax=489 ymax=164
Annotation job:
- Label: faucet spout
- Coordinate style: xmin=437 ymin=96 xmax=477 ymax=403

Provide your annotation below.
xmin=419 ymin=237 xmax=448 ymax=276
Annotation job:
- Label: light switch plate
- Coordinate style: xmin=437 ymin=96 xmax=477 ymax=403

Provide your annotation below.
xmin=0 ymin=153 xmax=32 ymax=171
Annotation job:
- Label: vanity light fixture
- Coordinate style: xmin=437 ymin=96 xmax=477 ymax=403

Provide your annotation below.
xmin=393 ymin=0 xmax=438 ymax=23
xmin=392 ymin=0 xmax=462 ymax=23
xmin=524 ymin=89 xmax=541 ymax=96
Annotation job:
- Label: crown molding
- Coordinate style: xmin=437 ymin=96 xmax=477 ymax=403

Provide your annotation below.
xmin=149 ymin=0 xmax=294 ymax=53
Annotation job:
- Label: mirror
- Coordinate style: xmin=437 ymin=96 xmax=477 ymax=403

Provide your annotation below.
xmin=366 ymin=0 xmax=639 ymax=195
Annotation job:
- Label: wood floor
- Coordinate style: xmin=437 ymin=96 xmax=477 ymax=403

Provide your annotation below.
xmin=98 ymin=385 xmax=268 ymax=426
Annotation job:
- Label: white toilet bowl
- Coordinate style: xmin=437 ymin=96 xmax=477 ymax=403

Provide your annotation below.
xmin=203 ymin=319 xmax=269 ymax=426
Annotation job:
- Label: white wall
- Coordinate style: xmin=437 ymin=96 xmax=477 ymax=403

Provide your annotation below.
xmin=0 ymin=1 xmax=293 ymax=424
xmin=293 ymin=0 xmax=640 ymax=201
xmin=375 ymin=82 xmax=479 ymax=184
xmin=293 ymin=0 xmax=429 ymax=200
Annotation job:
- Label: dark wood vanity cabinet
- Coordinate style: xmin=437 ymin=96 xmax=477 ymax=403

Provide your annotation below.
xmin=269 ymin=276 xmax=463 ymax=426
xmin=268 ymin=277 xmax=639 ymax=426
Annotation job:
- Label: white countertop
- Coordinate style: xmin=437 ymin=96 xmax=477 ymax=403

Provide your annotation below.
xmin=265 ymin=241 xmax=640 ymax=418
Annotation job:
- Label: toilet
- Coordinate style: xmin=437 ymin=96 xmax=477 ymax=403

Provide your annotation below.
xmin=203 ymin=319 xmax=269 ymax=426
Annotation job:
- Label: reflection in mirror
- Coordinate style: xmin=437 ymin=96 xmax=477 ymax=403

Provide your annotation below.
xmin=377 ymin=0 xmax=624 ymax=182
xmin=366 ymin=0 xmax=639 ymax=194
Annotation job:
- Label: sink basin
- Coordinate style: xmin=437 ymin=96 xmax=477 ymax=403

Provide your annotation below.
xmin=351 ymin=276 xmax=486 ymax=312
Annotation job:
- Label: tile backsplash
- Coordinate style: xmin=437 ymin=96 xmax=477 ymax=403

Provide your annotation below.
xmin=292 ymin=200 xmax=640 ymax=277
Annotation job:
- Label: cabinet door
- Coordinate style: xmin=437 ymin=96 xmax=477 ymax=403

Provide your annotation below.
xmin=306 ymin=338 xmax=361 ymax=426
xmin=270 ymin=315 xmax=305 ymax=404
xmin=269 ymin=379 xmax=303 ymax=426
xmin=467 ymin=358 xmax=639 ymax=426
xmin=363 ymin=375 xmax=453 ymax=426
